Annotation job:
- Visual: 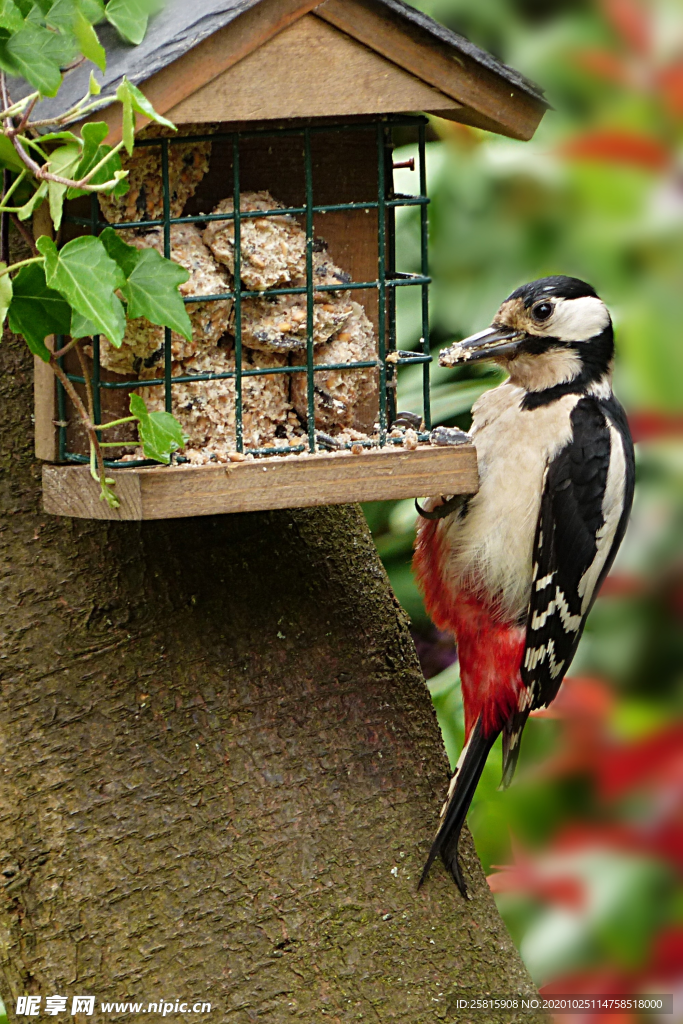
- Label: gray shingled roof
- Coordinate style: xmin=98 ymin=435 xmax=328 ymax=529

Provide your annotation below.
xmin=12 ymin=0 xmax=546 ymax=121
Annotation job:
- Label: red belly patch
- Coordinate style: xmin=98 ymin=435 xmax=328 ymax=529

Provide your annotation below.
xmin=414 ymin=518 xmax=526 ymax=739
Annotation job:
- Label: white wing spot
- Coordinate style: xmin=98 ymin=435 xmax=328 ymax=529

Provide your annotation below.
xmin=554 ymin=587 xmax=582 ymax=632
xmin=547 ymin=639 xmax=565 ymax=679
xmin=535 ymin=571 xmax=555 ymax=592
xmin=518 ymin=687 xmax=533 ymax=711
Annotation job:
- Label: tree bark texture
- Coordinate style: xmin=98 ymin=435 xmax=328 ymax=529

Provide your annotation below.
xmin=0 ymin=246 xmax=544 ymax=1022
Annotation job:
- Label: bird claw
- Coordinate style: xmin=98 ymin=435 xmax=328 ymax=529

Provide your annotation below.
xmin=393 ymin=410 xmax=423 ymax=430
xmin=315 ymin=431 xmax=342 ymax=451
xmin=429 ymin=426 xmax=470 ymax=447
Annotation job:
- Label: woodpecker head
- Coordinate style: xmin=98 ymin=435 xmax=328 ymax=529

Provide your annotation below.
xmin=440 ymin=276 xmax=614 ymax=393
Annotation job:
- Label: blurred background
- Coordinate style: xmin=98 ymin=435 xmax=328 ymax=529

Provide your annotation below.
xmin=365 ymin=0 xmax=683 ymax=1017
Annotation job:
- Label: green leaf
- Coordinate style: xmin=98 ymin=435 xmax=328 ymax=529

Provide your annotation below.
xmin=0 ymin=0 xmax=24 ymax=32
xmin=78 ymin=121 xmax=108 ymax=164
xmin=47 ymin=141 xmax=81 ymax=231
xmin=17 ymin=179 xmax=47 ymax=220
xmin=46 ymin=0 xmax=105 ymax=69
xmin=66 ymin=124 xmax=128 ymax=199
xmin=99 ymin=224 xmax=139 ymax=277
xmin=99 ymin=226 xmax=192 ymax=340
xmin=36 ymin=130 xmax=80 ymax=143
xmin=105 ymin=0 xmax=147 ymax=44
xmin=123 ymin=247 xmax=191 ymax=340
xmin=0 ymin=23 xmax=73 ymax=96
xmin=0 ymin=264 xmax=12 ymax=329
xmin=81 ymin=0 xmax=104 ymax=21
xmin=70 ymin=309 xmax=97 ymax=338
xmin=130 ymin=392 xmax=186 ymax=464
xmin=8 ymin=261 xmax=71 ymax=361
xmin=116 ymin=76 xmax=175 ymax=153
xmin=73 ymin=7 xmax=104 ymax=69
xmin=37 ymin=234 xmax=126 ymax=346
xmin=45 ymin=0 xmax=78 ymax=32
xmin=118 ymin=79 xmax=133 ymax=155
xmin=88 ymin=68 xmax=100 ymax=93
xmin=0 ymin=135 xmax=24 ymax=173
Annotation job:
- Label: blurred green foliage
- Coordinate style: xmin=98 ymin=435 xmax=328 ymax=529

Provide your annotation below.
xmin=365 ymin=0 xmax=683 ymax=1000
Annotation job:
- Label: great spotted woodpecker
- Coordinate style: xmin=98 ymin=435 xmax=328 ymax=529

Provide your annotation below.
xmin=413 ymin=276 xmax=635 ymax=894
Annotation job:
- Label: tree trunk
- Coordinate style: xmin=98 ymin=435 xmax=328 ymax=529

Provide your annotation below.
xmin=0 ymin=246 xmax=544 ymax=1023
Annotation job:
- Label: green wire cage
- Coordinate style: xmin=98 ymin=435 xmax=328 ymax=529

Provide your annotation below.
xmin=60 ymin=117 xmax=431 ymax=462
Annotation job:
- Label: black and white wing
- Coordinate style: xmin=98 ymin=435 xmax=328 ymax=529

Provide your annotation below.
xmin=502 ymin=396 xmax=634 ymax=785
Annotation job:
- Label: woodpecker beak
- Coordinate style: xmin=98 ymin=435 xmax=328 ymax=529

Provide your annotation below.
xmin=439 ymin=326 xmax=525 ymax=366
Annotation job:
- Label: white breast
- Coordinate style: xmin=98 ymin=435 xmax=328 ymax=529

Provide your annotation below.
xmin=437 ymin=383 xmax=579 ymax=621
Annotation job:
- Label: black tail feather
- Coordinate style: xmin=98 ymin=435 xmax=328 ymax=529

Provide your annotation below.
xmin=501 ymin=709 xmax=529 ymax=790
xmin=418 ymin=718 xmax=498 ymax=895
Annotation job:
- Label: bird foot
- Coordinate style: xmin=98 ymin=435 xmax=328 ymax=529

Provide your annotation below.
xmin=393 ymin=410 xmax=423 ymax=430
xmin=429 ymin=426 xmax=470 ymax=447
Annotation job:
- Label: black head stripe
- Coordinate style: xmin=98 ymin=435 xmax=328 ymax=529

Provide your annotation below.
xmin=507 ymin=275 xmax=599 ymax=307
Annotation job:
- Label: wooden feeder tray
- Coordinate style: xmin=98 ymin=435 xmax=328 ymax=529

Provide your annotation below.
xmin=42 ymin=443 xmax=478 ymax=520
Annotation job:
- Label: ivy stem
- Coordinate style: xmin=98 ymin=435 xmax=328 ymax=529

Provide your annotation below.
xmin=1 ymin=170 xmax=9 ymax=266
xmin=0 ymin=92 xmax=38 ymax=121
xmin=98 ymin=414 xmax=137 ymax=430
xmin=0 ymin=255 xmax=42 ymax=278
xmin=52 ymin=337 xmax=80 ymax=359
xmin=78 ymin=140 xmax=125 ymax=187
xmin=15 ymin=95 xmax=38 ymax=135
xmin=50 ymin=348 xmax=116 ymax=506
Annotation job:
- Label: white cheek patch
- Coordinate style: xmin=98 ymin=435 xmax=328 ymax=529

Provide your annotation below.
xmin=538 ymin=296 xmax=610 ymax=342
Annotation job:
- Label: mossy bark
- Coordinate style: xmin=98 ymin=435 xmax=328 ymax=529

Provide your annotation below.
xmin=0 ymin=246 xmax=545 ymax=1023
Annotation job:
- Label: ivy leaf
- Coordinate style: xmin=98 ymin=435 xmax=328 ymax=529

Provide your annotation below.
xmin=88 ymin=68 xmax=100 ymax=93
xmin=37 ymin=234 xmax=126 ymax=346
xmin=0 ymin=0 xmax=24 ymax=33
xmin=99 ymin=224 xmax=140 ymax=277
xmin=47 ymin=141 xmax=81 ymax=231
xmin=99 ymin=227 xmax=192 ymax=340
xmin=36 ymin=131 xmax=81 ymax=143
xmin=81 ymin=0 xmax=104 ymax=23
xmin=77 ymin=120 xmax=107 ymax=166
xmin=0 ymin=135 xmax=24 ymax=172
xmin=46 ymin=0 xmax=105 ymax=70
xmin=70 ymin=308 xmax=97 ymax=339
xmin=17 ymin=179 xmax=47 ymax=220
xmin=116 ymin=76 xmax=175 ymax=154
xmin=8 ymin=261 xmax=72 ymax=361
xmin=67 ymin=122 xmax=127 ymax=198
xmin=73 ymin=6 xmax=105 ymax=70
xmin=105 ymin=0 xmax=147 ymax=44
xmin=123 ymin=247 xmax=191 ymax=340
xmin=0 ymin=22 xmax=76 ymax=95
xmin=45 ymin=0 xmax=78 ymax=32
xmin=0 ymin=263 xmax=12 ymax=329
xmin=130 ymin=392 xmax=186 ymax=464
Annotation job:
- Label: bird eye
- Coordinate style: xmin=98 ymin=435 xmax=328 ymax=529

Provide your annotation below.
xmin=532 ymin=301 xmax=553 ymax=321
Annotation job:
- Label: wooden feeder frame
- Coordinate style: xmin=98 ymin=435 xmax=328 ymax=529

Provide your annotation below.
xmin=35 ymin=0 xmax=548 ymax=520
xmin=41 ymin=114 xmax=479 ymax=519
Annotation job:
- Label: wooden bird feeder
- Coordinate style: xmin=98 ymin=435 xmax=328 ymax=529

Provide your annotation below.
xmin=36 ymin=0 xmax=547 ymax=521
